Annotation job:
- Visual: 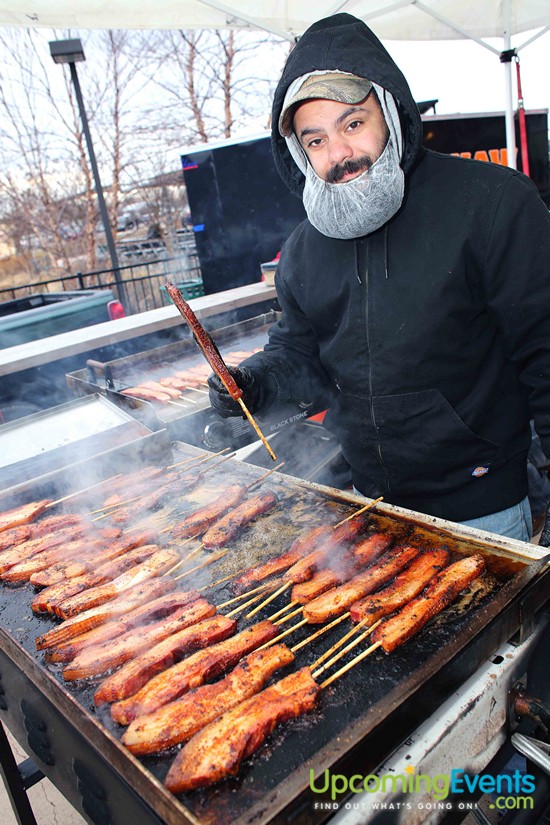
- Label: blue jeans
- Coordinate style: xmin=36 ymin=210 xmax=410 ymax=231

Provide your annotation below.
xmin=459 ymin=496 xmax=532 ymax=543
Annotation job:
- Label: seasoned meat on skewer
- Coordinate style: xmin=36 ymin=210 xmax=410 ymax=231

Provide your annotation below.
xmin=371 ymin=554 xmax=486 ymax=653
xmin=0 ymin=500 xmax=52 ymax=534
xmin=110 ymin=620 xmax=278 ymax=725
xmin=63 ymin=598 xmax=217 ymax=680
xmin=122 ymin=643 xmax=295 ymax=755
xmin=201 ymin=491 xmax=278 ymax=549
xmin=164 ymin=667 xmax=320 ymax=793
xmin=171 ymin=485 xmax=248 ymax=540
xmin=94 ymin=615 xmax=237 ymax=705
xmin=349 ymin=548 xmax=450 ymax=624
xmin=303 ymin=545 xmax=420 ymax=624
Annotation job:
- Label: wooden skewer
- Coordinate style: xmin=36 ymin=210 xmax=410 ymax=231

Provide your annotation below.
xmin=247 ymin=462 xmax=285 ymax=490
xmin=217 ymin=581 xmax=275 ymax=609
xmin=267 ymin=600 xmax=297 ymax=622
xmin=307 ymin=612 xmax=356 ymax=669
xmin=246 ymin=581 xmax=291 ymax=619
xmin=89 ymin=494 xmax=142 ymax=515
xmin=333 ymin=496 xmax=384 ymax=528
xmin=311 ymin=619 xmax=382 ymax=676
xmin=236 ymin=397 xmax=277 ymax=462
xmin=225 ymin=588 xmax=277 ymax=618
xmin=185 ymin=386 xmax=209 ymax=394
xmin=256 ymin=618 xmax=308 ymax=650
xmin=165 ymin=558 xmax=187 ymax=576
xmin=47 ymin=475 xmax=122 ymax=507
xmin=166 ymin=451 xmax=210 ymax=469
xmin=173 ymin=550 xmax=227 ymax=581
xmin=166 ymin=399 xmax=193 ymax=408
xmin=290 ymin=613 xmax=349 ymax=653
xmin=317 ymin=639 xmax=383 ymax=689
xmin=274 ymin=605 xmax=303 ymax=625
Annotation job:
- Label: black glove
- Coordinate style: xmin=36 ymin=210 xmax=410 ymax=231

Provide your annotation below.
xmin=208 ymin=367 xmax=260 ymax=419
xmin=538 ymin=503 xmax=550 ymax=547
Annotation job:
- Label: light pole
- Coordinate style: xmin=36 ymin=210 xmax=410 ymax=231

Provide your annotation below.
xmin=49 ymin=38 xmax=126 ymax=306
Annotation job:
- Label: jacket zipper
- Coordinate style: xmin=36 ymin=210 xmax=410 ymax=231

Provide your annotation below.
xmin=364 ymin=236 xmax=391 ymax=492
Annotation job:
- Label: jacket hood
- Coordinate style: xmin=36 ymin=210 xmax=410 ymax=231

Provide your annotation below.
xmin=271 ymin=13 xmax=423 ymax=197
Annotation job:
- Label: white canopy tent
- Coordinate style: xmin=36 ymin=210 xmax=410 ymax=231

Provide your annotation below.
xmin=0 ymin=1 xmax=548 ymax=169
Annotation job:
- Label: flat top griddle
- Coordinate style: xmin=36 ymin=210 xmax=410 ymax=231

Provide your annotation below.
xmin=0 ymin=436 xmax=548 ymax=825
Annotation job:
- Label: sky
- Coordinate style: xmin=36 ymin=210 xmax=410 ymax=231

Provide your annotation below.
xmin=382 ymin=30 xmax=549 ymax=117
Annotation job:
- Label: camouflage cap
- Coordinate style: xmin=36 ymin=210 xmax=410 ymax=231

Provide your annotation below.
xmin=279 ymin=72 xmax=373 ymax=136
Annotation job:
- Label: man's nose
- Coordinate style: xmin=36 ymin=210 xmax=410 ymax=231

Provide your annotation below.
xmin=328 ymin=136 xmax=353 ymax=165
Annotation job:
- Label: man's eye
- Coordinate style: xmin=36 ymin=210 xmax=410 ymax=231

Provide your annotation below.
xmin=347 ymin=120 xmax=362 ymax=131
xmin=306 ymin=137 xmax=323 ymax=148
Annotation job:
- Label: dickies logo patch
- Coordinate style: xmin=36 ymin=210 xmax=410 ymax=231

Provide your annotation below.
xmin=471 ymin=466 xmax=490 ymax=477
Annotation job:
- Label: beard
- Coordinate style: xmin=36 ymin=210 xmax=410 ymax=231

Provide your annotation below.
xmin=301 ymin=136 xmax=405 ymax=239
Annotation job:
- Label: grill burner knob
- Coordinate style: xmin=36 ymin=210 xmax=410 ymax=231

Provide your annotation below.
xmin=20 ymin=699 xmax=55 ymax=766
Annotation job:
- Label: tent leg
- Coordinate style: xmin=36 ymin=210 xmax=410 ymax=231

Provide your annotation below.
xmin=502 ymin=0 xmax=517 ymax=169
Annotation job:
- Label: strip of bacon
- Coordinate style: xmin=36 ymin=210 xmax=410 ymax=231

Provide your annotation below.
xmin=164 ymin=667 xmax=320 ymax=793
xmin=303 ymin=545 xmax=420 ymax=624
xmin=35 ymin=578 xmax=180 ymax=650
xmin=122 ymin=643 xmax=295 ymax=755
xmin=371 ymin=554 xmax=486 ymax=654
xmin=230 ymin=524 xmax=333 ymax=594
xmin=101 ymin=466 xmax=164 ymax=507
xmin=95 ymin=614 xmax=237 ymax=707
xmin=63 ymin=599 xmax=217 ymax=680
xmin=46 ymin=590 xmax=203 ymax=663
xmin=201 ymin=492 xmax=278 ymax=549
xmin=0 ymin=500 xmax=52 ymax=534
xmin=0 ymin=522 xmax=89 ymax=575
xmin=38 ymin=527 xmax=158 ymax=583
xmin=53 ymin=548 xmax=180 ymax=619
xmin=0 ymin=514 xmax=85 ymax=553
xmin=31 ymin=544 xmax=160 ymax=614
xmin=282 ymin=516 xmax=372 ymax=584
xmin=349 ymin=548 xmax=450 ymax=624
xmin=110 ymin=620 xmax=278 ymax=725
xmin=2 ymin=533 xmax=120 ymax=583
xmin=110 ymin=470 xmax=204 ymax=525
xmin=171 ymin=485 xmax=248 ymax=540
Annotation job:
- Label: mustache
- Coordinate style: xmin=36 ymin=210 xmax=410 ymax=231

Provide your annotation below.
xmin=326 ymin=155 xmax=375 ymax=183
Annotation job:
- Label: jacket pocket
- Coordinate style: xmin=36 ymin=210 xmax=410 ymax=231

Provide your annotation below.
xmin=372 ymin=389 xmax=502 ymax=494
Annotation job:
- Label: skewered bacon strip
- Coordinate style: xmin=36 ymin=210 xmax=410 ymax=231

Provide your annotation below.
xmin=171 ymin=485 xmax=248 ymax=540
xmin=121 ymin=387 xmax=172 ymax=403
xmin=110 ymin=470 xmax=204 ymax=525
xmin=349 ymin=548 xmax=450 ymax=624
xmin=54 ymin=548 xmax=180 ymax=619
xmin=101 ymin=466 xmax=164 ymax=507
xmin=63 ymin=598 xmax=217 ymax=680
xmin=46 ymin=590 xmax=203 ymax=663
xmin=95 ymin=614 xmax=237 ymax=707
xmin=0 ymin=520 xmax=90 ymax=575
xmin=0 ymin=500 xmax=52 ymax=534
xmin=139 ymin=380 xmax=183 ymax=399
xmin=0 ymin=514 xmax=85 ymax=553
xmin=2 ymin=530 xmax=122 ymax=583
xmin=371 ymin=554 xmax=486 ymax=654
xmin=31 ymin=544 xmax=160 ymax=613
xmin=290 ymin=532 xmax=396 ymax=603
xmin=303 ymin=545 xmax=420 ymax=624
xmin=122 ymin=643 xmax=295 ymax=755
xmin=110 ymin=620 xmax=278 ymax=725
xmin=230 ymin=524 xmax=334 ymax=594
xmin=29 ymin=527 xmax=158 ymax=587
xmin=164 ymin=667 xmax=320 ymax=793
xmin=42 ymin=527 xmax=158 ymax=586
xmin=201 ymin=492 xmax=278 ymax=549
xmin=35 ymin=578 xmax=180 ymax=650
xmin=282 ymin=516 xmax=372 ymax=584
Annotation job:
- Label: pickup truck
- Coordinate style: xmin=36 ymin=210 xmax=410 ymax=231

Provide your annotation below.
xmin=0 ymin=289 xmax=123 ymax=350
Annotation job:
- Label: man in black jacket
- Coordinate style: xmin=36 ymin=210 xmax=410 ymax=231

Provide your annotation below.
xmin=209 ymin=13 xmax=550 ymax=542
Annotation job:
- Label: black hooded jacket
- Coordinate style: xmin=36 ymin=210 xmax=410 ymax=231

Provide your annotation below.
xmin=242 ymin=13 xmax=550 ymax=522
